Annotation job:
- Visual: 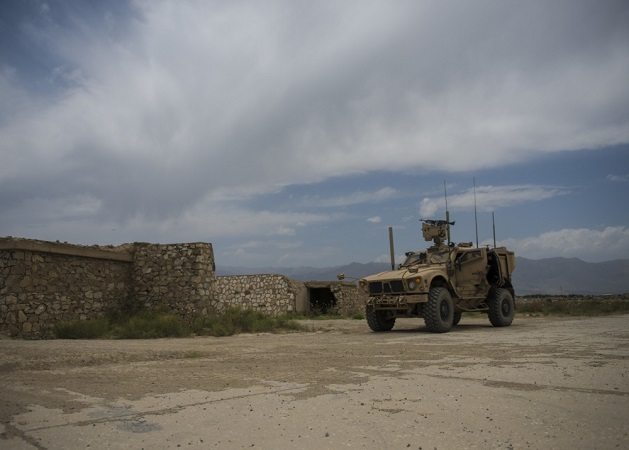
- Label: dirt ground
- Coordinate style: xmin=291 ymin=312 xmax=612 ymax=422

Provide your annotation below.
xmin=1 ymin=314 xmax=628 ymax=450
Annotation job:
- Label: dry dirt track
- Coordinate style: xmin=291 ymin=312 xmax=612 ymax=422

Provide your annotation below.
xmin=1 ymin=315 xmax=628 ymax=450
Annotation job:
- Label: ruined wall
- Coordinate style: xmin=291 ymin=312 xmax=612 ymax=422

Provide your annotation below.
xmin=0 ymin=239 xmax=132 ymax=338
xmin=132 ymin=243 xmax=215 ymax=318
xmin=214 ymin=275 xmax=299 ymax=316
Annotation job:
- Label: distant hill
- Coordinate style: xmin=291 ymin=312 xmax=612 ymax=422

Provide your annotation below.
xmin=513 ymin=257 xmax=629 ymax=295
xmin=217 ymin=257 xmax=629 ymax=295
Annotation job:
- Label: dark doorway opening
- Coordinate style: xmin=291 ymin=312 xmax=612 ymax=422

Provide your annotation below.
xmin=308 ymin=287 xmax=337 ymax=314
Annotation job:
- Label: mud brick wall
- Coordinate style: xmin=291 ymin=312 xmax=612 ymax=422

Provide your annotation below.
xmin=133 ymin=243 xmax=215 ymax=318
xmin=0 ymin=240 xmax=132 ymax=338
xmin=214 ymin=275 xmax=299 ymax=316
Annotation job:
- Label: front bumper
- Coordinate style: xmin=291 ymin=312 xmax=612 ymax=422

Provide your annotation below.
xmin=367 ymin=293 xmax=429 ymax=308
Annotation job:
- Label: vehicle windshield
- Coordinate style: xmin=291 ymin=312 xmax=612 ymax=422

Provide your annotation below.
xmin=401 ymin=252 xmax=426 ymax=267
xmin=428 ymin=250 xmax=449 ymax=263
xmin=400 ymin=249 xmax=451 ymax=268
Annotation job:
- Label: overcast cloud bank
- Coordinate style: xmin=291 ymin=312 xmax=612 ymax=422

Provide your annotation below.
xmin=499 ymin=226 xmax=629 ymax=262
xmin=1 ymin=1 xmax=628 ymax=264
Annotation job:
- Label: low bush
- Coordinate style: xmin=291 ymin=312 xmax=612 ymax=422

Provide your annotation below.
xmin=288 ymin=312 xmax=347 ymax=320
xmin=54 ymin=317 xmax=110 ymax=339
xmin=192 ymin=308 xmax=303 ymax=336
xmin=517 ymin=299 xmax=629 ymax=316
xmin=54 ymin=308 xmax=302 ymax=339
xmin=112 ymin=312 xmax=190 ymax=339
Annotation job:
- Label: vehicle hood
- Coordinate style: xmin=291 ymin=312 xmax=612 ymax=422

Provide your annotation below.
xmin=361 ymin=266 xmax=441 ymax=282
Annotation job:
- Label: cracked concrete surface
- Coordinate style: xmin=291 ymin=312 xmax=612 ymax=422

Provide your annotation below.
xmin=1 ymin=315 xmax=628 ymax=449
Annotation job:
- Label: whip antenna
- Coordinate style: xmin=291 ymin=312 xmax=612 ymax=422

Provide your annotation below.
xmin=473 ymin=177 xmax=479 ymax=248
xmin=444 ymin=180 xmax=451 ymax=245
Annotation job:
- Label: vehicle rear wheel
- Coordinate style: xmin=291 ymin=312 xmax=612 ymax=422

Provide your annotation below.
xmin=366 ymin=305 xmax=396 ymax=332
xmin=452 ymin=311 xmax=462 ymax=326
xmin=424 ymin=287 xmax=454 ymax=333
xmin=488 ymin=288 xmax=515 ymax=327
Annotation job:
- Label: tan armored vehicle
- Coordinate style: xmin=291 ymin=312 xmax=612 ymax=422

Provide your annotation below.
xmin=360 ymin=219 xmax=516 ymax=333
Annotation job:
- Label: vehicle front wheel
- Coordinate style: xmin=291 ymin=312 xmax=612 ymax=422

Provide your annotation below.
xmin=488 ymin=288 xmax=515 ymax=327
xmin=424 ymin=287 xmax=454 ymax=333
xmin=366 ymin=305 xmax=396 ymax=332
xmin=452 ymin=311 xmax=462 ymax=326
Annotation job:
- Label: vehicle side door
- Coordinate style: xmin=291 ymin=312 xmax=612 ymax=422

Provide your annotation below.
xmin=453 ymin=248 xmax=489 ymax=298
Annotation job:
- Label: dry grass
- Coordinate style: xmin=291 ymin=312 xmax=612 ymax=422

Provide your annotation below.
xmin=516 ymin=295 xmax=629 ymax=316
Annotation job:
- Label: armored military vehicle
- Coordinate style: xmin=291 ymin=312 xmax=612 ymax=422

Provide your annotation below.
xmin=360 ymin=219 xmax=516 ymax=333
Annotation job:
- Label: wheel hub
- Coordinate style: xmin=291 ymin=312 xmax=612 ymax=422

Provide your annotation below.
xmin=501 ymin=299 xmax=511 ymax=315
xmin=440 ymin=299 xmax=450 ymax=321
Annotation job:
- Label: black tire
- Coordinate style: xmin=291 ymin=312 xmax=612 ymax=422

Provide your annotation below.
xmin=488 ymin=288 xmax=515 ymax=327
xmin=366 ymin=305 xmax=396 ymax=332
xmin=424 ymin=287 xmax=454 ymax=333
xmin=452 ymin=311 xmax=462 ymax=326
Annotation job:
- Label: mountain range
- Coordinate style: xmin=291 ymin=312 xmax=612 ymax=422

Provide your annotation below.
xmin=217 ymin=257 xmax=629 ymax=295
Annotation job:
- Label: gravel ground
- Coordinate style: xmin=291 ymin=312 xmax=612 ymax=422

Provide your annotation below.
xmin=1 ymin=314 xmax=628 ymax=449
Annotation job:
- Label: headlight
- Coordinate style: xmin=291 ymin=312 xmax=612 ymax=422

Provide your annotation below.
xmin=407 ymin=277 xmax=422 ymax=291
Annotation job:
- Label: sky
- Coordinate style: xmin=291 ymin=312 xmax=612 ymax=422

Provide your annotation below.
xmin=1 ymin=0 xmax=628 ymax=267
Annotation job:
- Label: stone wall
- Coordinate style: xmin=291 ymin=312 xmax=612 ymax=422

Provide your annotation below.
xmin=0 ymin=239 xmax=132 ymax=338
xmin=0 ymin=237 xmax=367 ymax=339
xmin=304 ymin=281 xmax=367 ymax=315
xmin=214 ymin=275 xmax=300 ymax=316
xmin=133 ymin=243 xmax=215 ymax=319
xmin=0 ymin=238 xmax=216 ymax=338
xmin=213 ymin=276 xmax=367 ymax=317
xmin=330 ymin=282 xmax=367 ymax=315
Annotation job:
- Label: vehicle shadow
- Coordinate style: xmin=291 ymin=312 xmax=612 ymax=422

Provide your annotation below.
xmin=385 ymin=323 xmax=508 ymax=334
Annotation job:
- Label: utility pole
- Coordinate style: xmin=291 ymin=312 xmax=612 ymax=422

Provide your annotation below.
xmin=492 ymin=211 xmax=496 ymax=248
xmin=388 ymin=226 xmax=395 ymax=270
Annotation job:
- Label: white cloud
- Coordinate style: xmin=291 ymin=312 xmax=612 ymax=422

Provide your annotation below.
xmin=499 ymin=226 xmax=629 ymax=262
xmin=230 ymin=240 xmax=303 ymax=251
xmin=1 ymin=194 xmax=330 ymax=245
xmin=367 ymin=216 xmax=382 ymax=223
xmin=607 ymin=174 xmax=629 ymax=182
xmin=1 ymin=1 xmax=628 ymax=243
xmin=308 ymin=187 xmax=399 ymax=208
xmin=419 ymin=185 xmax=568 ymax=217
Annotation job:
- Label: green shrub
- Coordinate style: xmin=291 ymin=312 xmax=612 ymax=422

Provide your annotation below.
xmin=54 ymin=318 xmax=110 ymax=339
xmin=112 ymin=312 xmax=190 ymax=339
xmin=288 ymin=312 xmax=345 ymax=320
xmin=193 ymin=308 xmax=303 ymax=336
xmin=517 ymin=299 xmax=629 ymax=316
xmin=54 ymin=307 xmax=303 ymax=339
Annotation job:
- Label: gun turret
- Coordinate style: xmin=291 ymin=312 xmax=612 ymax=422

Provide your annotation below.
xmin=421 ymin=219 xmax=455 ymax=248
